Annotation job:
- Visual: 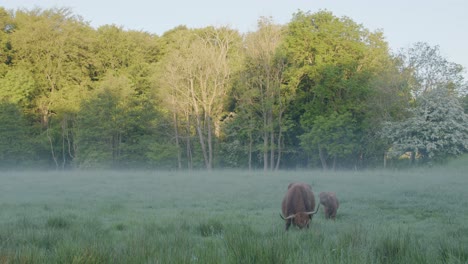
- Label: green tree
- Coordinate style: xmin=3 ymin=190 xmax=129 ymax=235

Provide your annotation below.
xmin=300 ymin=112 xmax=358 ymax=169
xmin=75 ymin=72 xmax=168 ymax=169
xmin=93 ymin=25 xmax=160 ymax=76
xmin=0 ymin=101 xmax=33 ymax=168
xmin=364 ymin=56 xmax=413 ymax=167
xmin=236 ymin=17 xmax=289 ymax=171
xmin=3 ymin=7 xmax=164 ymax=169
xmin=9 ymin=8 xmax=96 ymax=168
xmin=0 ymin=7 xmax=14 ymax=75
xmin=283 ymin=10 xmax=390 ymax=169
xmin=75 ymin=75 xmax=131 ymax=168
xmin=155 ymin=27 xmax=197 ymax=169
xmin=11 ymin=8 xmax=95 ymax=127
xmin=0 ymin=67 xmax=37 ymax=107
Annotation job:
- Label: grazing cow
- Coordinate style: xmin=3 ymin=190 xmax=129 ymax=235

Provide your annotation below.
xmin=319 ymin=192 xmax=339 ymax=220
xmin=280 ymin=182 xmax=320 ymax=230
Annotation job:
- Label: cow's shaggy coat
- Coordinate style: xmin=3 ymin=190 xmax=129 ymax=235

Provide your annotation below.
xmin=280 ymin=182 xmax=319 ymax=230
xmin=319 ymin=191 xmax=339 ymax=220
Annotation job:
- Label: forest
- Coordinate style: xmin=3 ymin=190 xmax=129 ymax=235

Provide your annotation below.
xmin=0 ymin=7 xmax=467 ymax=170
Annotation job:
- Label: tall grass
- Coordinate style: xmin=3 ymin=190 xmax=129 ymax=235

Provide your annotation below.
xmin=0 ymin=167 xmax=467 ymax=263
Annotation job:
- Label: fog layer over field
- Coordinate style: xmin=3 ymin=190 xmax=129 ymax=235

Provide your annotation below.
xmin=1 ymin=167 xmax=467 ymax=263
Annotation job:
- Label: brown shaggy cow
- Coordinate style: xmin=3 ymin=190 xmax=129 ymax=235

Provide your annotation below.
xmin=319 ymin=192 xmax=339 ymax=220
xmin=280 ymin=182 xmax=320 ymax=230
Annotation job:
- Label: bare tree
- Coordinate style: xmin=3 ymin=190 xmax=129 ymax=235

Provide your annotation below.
xmin=157 ymin=27 xmax=241 ymax=169
xmin=398 ymin=42 xmax=467 ymax=97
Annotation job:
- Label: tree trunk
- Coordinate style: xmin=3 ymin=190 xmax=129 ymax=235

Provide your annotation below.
xmin=383 ymin=152 xmax=387 ymax=169
xmin=184 ymin=112 xmax=193 ymax=170
xmin=410 ymin=151 xmax=416 ymax=166
xmin=189 ymin=77 xmax=210 ymax=169
xmin=66 ymin=116 xmax=75 ymax=161
xmin=186 ymin=124 xmax=193 ymax=170
xmin=318 ymin=144 xmax=328 ymax=170
xmin=47 ymin=126 xmax=59 ymax=170
xmin=207 ymin=114 xmax=213 ymax=170
xmin=61 ymin=118 xmax=66 ymax=169
xmin=173 ymin=112 xmax=182 ymax=169
xmin=275 ymin=130 xmax=282 ymax=170
xmin=195 ymin=115 xmax=209 ymax=169
xmin=270 ymin=130 xmax=275 ymax=171
xmin=275 ymin=110 xmax=284 ymax=171
xmin=249 ymin=132 xmax=253 ymax=171
xmin=263 ymin=130 xmax=268 ymax=171
xmin=186 ymin=137 xmax=192 ymax=170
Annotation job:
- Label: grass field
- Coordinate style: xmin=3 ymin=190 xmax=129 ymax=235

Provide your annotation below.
xmin=1 ymin=166 xmax=467 ymax=263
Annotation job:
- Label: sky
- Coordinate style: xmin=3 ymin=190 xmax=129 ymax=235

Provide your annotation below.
xmin=1 ymin=0 xmax=467 ymax=76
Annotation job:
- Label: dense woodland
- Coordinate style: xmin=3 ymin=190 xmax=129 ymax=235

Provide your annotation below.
xmin=0 ymin=7 xmax=467 ymax=170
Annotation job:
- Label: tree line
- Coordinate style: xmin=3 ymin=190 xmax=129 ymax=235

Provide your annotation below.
xmin=1 ymin=7 xmax=467 ymax=170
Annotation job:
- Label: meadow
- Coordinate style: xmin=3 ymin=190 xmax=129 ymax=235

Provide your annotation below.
xmin=0 ymin=165 xmax=467 ymax=263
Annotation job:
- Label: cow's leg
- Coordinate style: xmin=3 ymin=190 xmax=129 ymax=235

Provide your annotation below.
xmin=324 ymin=207 xmax=330 ymax=219
xmin=331 ymin=209 xmax=337 ymax=220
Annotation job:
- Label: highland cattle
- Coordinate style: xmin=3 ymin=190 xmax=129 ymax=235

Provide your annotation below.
xmin=280 ymin=182 xmax=320 ymax=230
xmin=319 ymin=191 xmax=339 ymax=220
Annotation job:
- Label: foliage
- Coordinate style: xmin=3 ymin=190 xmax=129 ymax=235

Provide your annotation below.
xmin=300 ymin=112 xmax=358 ymax=165
xmin=230 ymin=16 xmax=289 ymax=171
xmin=282 ymin=10 xmax=391 ymax=169
xmin=0 ymin=7 xmax=466 ymax=169
xmin=461 ymin=94 xmax=468 ymax=114
xmin=0 ymin=66 xmax=37 ymax=107
xmin=10 ymin=8 xmax=95 ymax=120
xmin=0 ymin=101 xmax=33 ymax=167
xmin=74 ymin=73 xmax=166 ymax=169
xmin=382 ymin=87 xmax=468 ymax=163
xmin=0 ymin=7 xmax=13 ymax=74
xmin=145 ymin=140 xmax=180 ymax=169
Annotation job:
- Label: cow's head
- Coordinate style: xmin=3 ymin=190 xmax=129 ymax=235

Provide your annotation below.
xmin=280 ymin=204 xmax=320 ymax=229
xmin=292 ymin=212 xmax=311 ymax=228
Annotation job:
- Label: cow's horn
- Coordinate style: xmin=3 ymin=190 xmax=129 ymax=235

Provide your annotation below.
xmin=280 ymin=213 xmax=295 ymax=220
xmin=306 ymin=203 xmax=320 ymax=215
